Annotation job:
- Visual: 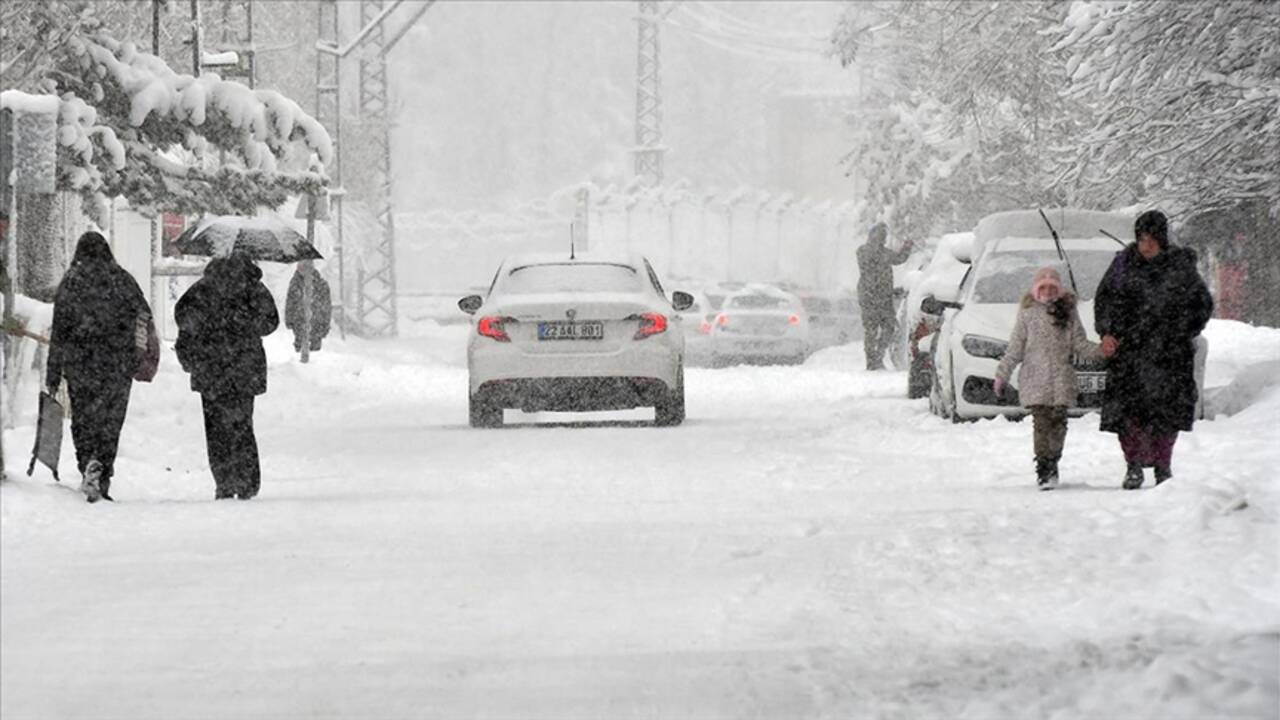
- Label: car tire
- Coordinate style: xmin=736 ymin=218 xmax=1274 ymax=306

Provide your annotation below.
xmin=469 ymin=390 xmax=503 ymax=428
xmin=655 ymin=367 xmax=685 ymax=427
xmin=907 ymin=358 xmax=930 ymax=399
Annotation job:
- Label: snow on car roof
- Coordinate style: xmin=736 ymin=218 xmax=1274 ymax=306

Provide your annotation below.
xmin=503 ymin=251 xmax=644 ymax=270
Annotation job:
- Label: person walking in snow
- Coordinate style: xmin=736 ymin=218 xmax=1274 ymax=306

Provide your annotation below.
xmin=857 ymin=222 xmax=913 ymax=370
xmin=993 ymin=267 xmax=1102 ymax=490
xmin=284 ymin=261 xmax=331 ymax=354
xmin=46 ymin=231 xmax=153 ymax=503
xmin=175 ymin=253 xmax=279 ymax=500
xmin=1095 ymin=210 xmax=1213 ymax=490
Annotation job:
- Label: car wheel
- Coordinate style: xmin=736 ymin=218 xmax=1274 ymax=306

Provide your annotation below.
xmin=907 ymin=358 xmax=930 ymax=399
xmin=655 ymin=367 xmax=685 ymax=427
xmin=469 ymin=390 xmax=503 ymax=428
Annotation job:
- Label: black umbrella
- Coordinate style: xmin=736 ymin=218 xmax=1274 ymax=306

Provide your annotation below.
xmin=174 ymin=215 xmax=323 ymax=262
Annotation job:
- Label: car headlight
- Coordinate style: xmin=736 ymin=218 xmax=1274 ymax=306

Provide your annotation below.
xmin=961 ymin=334 xmax=1008 ymax=360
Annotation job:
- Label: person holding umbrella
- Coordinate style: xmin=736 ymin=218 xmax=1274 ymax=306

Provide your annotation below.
xmin=175 ymin=252 xmax=279 ymax=500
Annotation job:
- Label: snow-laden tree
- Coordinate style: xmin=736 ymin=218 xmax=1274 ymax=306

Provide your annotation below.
xmin=1051 ymin=0 xmax=1280 ymax=216
xmin=831 ymin=1 xmax=1077 ymax=238
xmin=5 ymin=1 xmax=331 ymax=222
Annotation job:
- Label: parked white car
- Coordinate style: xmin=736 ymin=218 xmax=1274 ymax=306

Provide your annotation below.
xmin=709 ymin=284 xmax=810 ymax=366
xmin=458 ymin=253 xmax=693 ymax=427
xmin=923 ymin=209 xmax=1209 ymax=421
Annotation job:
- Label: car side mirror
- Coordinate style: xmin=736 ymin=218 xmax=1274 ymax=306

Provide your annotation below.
xmin=671 ymin=291 xmax=694 ymax=312
xmin=458 ymin=295 xmax=483 ymax=315
xmin=920 ymin=296 xmax=961 ymax=316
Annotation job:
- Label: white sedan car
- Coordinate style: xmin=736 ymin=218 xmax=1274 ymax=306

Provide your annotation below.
xmin=458 ymin=253 xmax=693 ymax=428
xmin=924 ymin=209 xmax=1207 ymax=421
xmin=709 ymin=285 xmax=811 ymax=367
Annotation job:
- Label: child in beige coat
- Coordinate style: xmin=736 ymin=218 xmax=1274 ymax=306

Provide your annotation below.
xmin=994 ymin=267 xmax=1102 ymax=489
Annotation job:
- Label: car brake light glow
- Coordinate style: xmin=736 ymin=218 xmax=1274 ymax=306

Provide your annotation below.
xmin=636 ymin=312 xmax=668 ymax=339
xmin=788 ymin=314 xmax=801 ymax=325
xmin=477 ymin=316 xmax=511 ymax=342
xmin=698 ymin=321 xmax=712 ymax=335
xmin=717 ymin=314 xmax=729 ymax=327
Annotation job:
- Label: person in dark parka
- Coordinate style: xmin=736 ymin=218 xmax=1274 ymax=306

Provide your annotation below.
xmin=46 ymin=231 xmax=152 ymax=503
xmin=1095 ymin=210 xmax=1213 ymax=490
xmin=284 ymin=261 xmax=331 ymax=353
xmin=856 ymin=222 xmax=913 ymax=370
xmin=175 ymin=253 xmax=279 ymax=500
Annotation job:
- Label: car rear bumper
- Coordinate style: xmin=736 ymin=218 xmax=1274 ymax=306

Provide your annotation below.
xmin=469 ymin=340 xmax=680 ymax=394
xmin=475 ymin=376 xmax=672 ymax=412
xmin=712 ymin=336 xmax=807 ymax=362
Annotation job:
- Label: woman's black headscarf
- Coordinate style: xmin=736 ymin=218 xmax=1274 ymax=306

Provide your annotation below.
xmin=1134 ymin=210 xmax=1169 ymax=249
xmin=70 ymin=231 xmax=116 ymax=266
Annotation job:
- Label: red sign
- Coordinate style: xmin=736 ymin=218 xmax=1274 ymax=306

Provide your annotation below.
xmin=161 ymin=213 xmax=186 ymax=257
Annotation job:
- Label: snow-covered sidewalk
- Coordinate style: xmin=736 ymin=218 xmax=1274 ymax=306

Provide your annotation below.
xmin=2 ymin=321 xmax=1278 ymax=719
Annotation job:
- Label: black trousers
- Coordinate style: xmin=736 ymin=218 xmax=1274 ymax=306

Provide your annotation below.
xmin=862 ymin=311 xmax=896 ymax=370
xmin=67 ymin=378 xmax=132 ymax=495
xmin=201 ymin=394 xmax=261 ymax=498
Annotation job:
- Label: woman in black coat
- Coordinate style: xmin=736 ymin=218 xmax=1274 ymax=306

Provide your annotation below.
xmin=175 ymin=253 xmax=279 ymax=500
xmin=46 ymin=231 xmax=151 ymax=503
xmin=1095 ymin=210 xmax=1213 ymax=489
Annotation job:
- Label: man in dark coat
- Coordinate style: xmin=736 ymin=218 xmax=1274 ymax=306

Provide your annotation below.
xmin=284 ymin=261 xmax=331 ymax=353
xmin=46 ymin=231 xmax=151 ymax=503
xmin=1095 ymin=210 xmax=1213 ymax=489
xmin=175 ymin=253 xmax=279 ymax=500
xmin=856 ymin=222 xmax=913 ymax=370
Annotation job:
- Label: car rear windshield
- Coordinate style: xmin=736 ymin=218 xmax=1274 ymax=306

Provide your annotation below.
xmin=802 ymin=297 xmax=832 ymax=313
xmin=971 ymin=250 xmax=1115 ymax=303
xmin=728 ymin=294 xmax=791 ymax=309
xmin=503 ymin=263 xmax=642 ymax=294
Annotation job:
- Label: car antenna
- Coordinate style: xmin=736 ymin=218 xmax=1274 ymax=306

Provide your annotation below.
xmin=1037 ymin=208 xmax=1078 ymax=295
xmin=569 ymin=222 xmax=576 ymax=260
xmin=1098 ymin=229 xmax=1127 ymax=248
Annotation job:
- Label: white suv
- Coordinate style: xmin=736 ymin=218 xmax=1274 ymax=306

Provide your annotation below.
xmin=459 ymin=253 xmax=692 ymax=427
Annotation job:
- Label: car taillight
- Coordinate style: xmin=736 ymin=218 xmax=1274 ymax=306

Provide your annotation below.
xmin=477 ymin=316 xmax=511 ymax=342
xmin=717 ymin=314 xmax=729 ymax=327
xmin=698 ymin=321 xmax=712 ymax=335
xmin=788 ymin=314 xmax=801 ymax=326
xmin=636 ymin=312 xmax=668 ymax=339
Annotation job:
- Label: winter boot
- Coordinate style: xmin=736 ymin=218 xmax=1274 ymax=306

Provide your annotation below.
xmin=1154 ymin=466 xmax=1173 ymax=485
xmin=1035 ymin=457 xmax=1057 ymax=490
xmin=81 ymin=460 xmax=103 ymax=504
xmin=1122 ymin=462 xmax=1144 ymax=490
xmin=1041 ymin=457 xmax=1060 ymax=491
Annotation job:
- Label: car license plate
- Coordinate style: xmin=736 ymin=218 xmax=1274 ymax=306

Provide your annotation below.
xmin=1077 ymin=373 xmax=1106 ymax=394
xmin=538 ymin=321 xmax=604 ymax=340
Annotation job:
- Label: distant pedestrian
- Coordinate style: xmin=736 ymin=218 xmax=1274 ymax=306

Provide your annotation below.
xmin=175 ymin=253 xmax=279 ymax=500
xmin=856 ymin=222 xmax=912 ymax=370
xmin=994 ymin=267 xmax=1101 ymax=490
xmin=284 ymin=261 xmax=331 ymax=353
xmin=1095 ymin=210 xmax=1214 ymax=489
xmin=46 ymin=231 xmax=153 ymax=503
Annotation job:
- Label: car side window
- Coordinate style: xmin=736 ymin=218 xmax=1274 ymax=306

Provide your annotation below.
xmin=643 ymin=260 xmax=666 ymax=298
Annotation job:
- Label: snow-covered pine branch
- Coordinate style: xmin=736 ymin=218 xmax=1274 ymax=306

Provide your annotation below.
xmin=29 ymin=22 xmax=332 ymax=221
xmin=1052 ymin=0 xmax=1280 ymax=215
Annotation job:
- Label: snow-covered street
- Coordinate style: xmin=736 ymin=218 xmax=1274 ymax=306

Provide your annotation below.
xmin=3 ymin=320 xmax=1278 ymax=719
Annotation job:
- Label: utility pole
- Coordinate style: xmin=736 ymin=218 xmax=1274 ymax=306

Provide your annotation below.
xmin=634 ymin=0 xmax=664 ymax=188
xmin=355 ymin=0 xmax=398 ymax=338
xmin=315 ymin=0 xmax=346 ymax=337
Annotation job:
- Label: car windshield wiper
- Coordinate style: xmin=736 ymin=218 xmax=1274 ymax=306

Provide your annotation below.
xmin=1037 ymin=209 xmax=1079 ymax=296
